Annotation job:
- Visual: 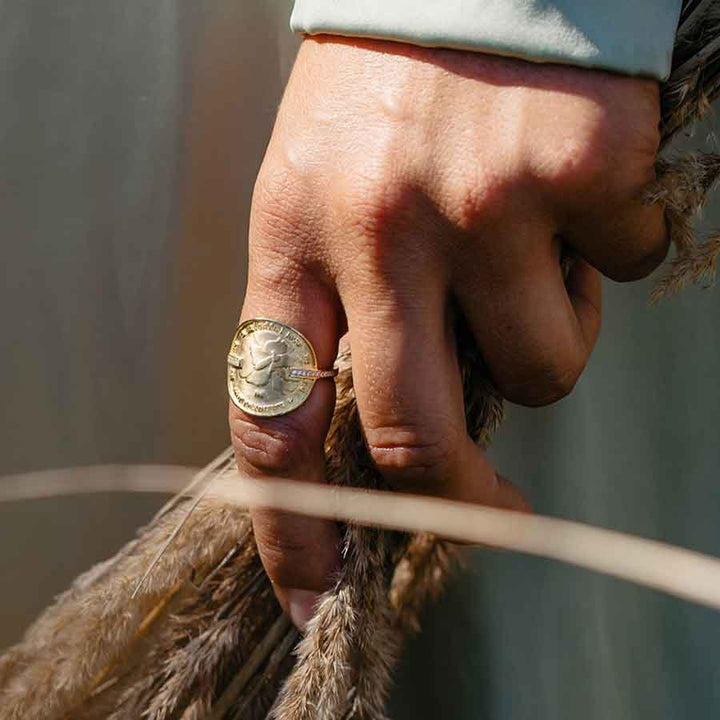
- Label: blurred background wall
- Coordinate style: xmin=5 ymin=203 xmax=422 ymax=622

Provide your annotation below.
xmin=1 ymin=2 xmax=719 ymax=718
xmin=0 ymin=0 xmax=298 ymax=645
xmin=1 ymin=0 xmax=299 ymax=474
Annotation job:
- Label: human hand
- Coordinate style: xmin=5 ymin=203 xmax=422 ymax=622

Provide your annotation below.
xmin=229 ymin=36 xmax=667 ymax=629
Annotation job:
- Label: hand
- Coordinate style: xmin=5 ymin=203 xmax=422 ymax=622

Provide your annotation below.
xmin=229 ymin=36 xmax=667 ymax=628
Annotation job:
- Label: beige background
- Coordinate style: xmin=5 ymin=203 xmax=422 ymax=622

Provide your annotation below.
xmin=0 ymin=0 xmax=297 ymax=645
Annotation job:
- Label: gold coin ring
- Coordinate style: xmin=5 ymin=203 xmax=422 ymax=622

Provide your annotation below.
xmin=227 ymin=318 xmax=338 ymax=417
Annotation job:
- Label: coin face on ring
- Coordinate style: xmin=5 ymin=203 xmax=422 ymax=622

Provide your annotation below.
xmin=227 ymin=319 xmax=317 ymax=417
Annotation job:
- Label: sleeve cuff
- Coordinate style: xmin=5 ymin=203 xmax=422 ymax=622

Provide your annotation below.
xmin=291 ymin=0 xmax=683 ymax=80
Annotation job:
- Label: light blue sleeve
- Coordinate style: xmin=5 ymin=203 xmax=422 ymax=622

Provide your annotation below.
xmin=291 ymin=0 xmax=683 ymax=80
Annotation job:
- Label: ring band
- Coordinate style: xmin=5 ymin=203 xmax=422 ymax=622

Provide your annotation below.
xmin=288 ymin=367 xmax=339 ymax=379
xmin=227 ymin=318 xmax=337 ymax=417
xmin=226 ymin=354 xmax=338 ymax=380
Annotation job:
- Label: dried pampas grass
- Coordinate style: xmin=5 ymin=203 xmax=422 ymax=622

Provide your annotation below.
xmin=651 ymin=2 xmax=720 ymax=301
xmin=2 ymin=2 xmax=720 ymax=718
xmin=647 ymin=153 xmax=720 ymax=301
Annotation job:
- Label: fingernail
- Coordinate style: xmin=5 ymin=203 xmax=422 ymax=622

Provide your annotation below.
xmin=286 ymin=589 xmax=319 ymax=631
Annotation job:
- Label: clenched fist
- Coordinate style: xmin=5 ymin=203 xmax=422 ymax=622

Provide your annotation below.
xmin=229 ymin=36 xmax=667 ymax=628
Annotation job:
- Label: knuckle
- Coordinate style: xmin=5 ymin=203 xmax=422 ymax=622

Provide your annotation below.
xmin=598 ymin=212 xmax=670 ymax=283
xmin=247 ymin=246 xmax=306 ymax=303
xmin=538 ymin=137 xmax=610 ymax=192
xmin=453 ymin=182 xmax=504 ymax=234
xmin=231 ymin=413 xmax=312 ymax=476
xmin=335 ymin=163 xmax=416 ymax=240
xmin=531 ymin=107 xmax=639 ymax=195
xmin=331 ymin=168 xmax=436 ymax=284
xmin=256 ymin=533 xmax=313 ymax=588
xmin=444 ymin=164 xmax=518 ymax=234
xmin=608 ymin=248 xmax=667 ymax=282
xmin=252 ymin=163 xmax=315 ymax=249
xmin=364 ymin=424 xmax=455 ymax=488
xmin=252 ymin=510 xmax=336 ymax=590
xmin=500 ymin=360 xmax=582 ymax=407
xmin=607 ymin=220 xmax=670 ymax=283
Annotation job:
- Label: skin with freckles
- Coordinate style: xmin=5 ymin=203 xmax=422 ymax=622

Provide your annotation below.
xmin=229 ymin=36 xmax=668 ymax=629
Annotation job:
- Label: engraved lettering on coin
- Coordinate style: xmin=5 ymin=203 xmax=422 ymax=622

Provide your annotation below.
xmin=227 ymin=319 xmax=317 ymax=417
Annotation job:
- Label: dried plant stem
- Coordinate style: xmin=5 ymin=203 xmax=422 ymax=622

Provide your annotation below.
xmin=5 ymin=464 xmax=720 ymax=614
xmin=230 ymin=627 xmax=299 ymax=720
xmin=206 ymin=473 xmax=720 ymax=613
xmin=208 ymin=615 xmax=293 ymax=720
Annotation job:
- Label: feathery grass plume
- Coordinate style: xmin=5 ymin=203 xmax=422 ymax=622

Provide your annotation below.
xmin=650 ymin=2 xmax=720 ymax=301
xmin=651 ymin=231 xmax=720 ymax=301
xmin=650 ymin=154 xmax=720 ymax=214
xmin=648 ymin=154 xmax=720 ymax=301
xmin=91 ymin=527 xmax=296 ymax=720
xmin=390 ymin=533 xmax=457 ymax=634
xmin=662 ymin=0 xmax=720 ymax=139
xmin=0 ymin=498 xmax=252 ymax=720
xmin=2 ymin=2 xmax=720 ymax=718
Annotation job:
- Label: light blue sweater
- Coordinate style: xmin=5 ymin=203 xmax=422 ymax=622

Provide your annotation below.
xmin=291 ymin=0 xmax=683 ymax=80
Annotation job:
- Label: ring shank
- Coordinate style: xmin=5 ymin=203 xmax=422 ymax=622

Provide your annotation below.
xmin=289 ymin=368 xmax=338 ymax=379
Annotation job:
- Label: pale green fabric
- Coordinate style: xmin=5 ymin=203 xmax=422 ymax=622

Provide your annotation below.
xmin=292 ymin=0 xmax=682 ymax=79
